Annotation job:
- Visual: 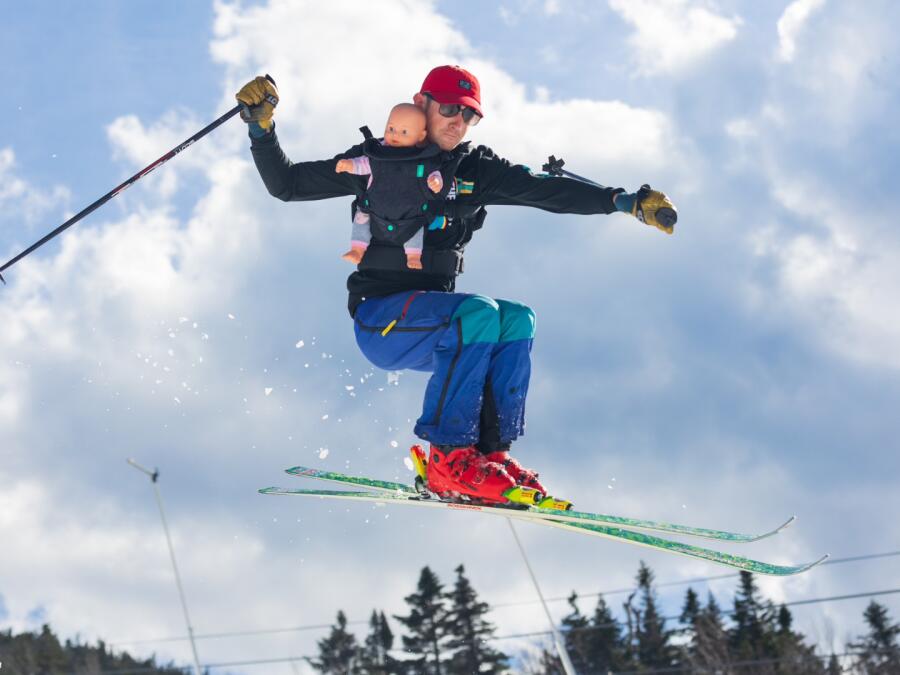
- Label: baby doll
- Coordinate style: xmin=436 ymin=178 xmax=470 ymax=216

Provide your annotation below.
xmin=336 ymin=103 xmax=443 ymax=269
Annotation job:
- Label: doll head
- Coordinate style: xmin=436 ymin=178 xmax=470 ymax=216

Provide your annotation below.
xmin=383 ymin=103 xmax=428 ymax=147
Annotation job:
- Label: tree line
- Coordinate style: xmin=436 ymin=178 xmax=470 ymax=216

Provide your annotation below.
xmin=0 ymin=624 xmax=185 ymax=674
xmin=312 ymin=562 xmax=900 ymax=675
xmin=2 ymin=561 xmax=898 ymax=674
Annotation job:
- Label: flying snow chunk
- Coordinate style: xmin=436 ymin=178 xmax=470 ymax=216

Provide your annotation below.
xmin=295 ymin=340 xmax=305 ymax=348
xmin=318 ymin=448 xmax=330 ymax=459
xmin=174 ymin=397 xmax=181 ymax=405
xmin=345 ymin=385 xmax=355 ymax=391
xmin=387 ymin=371 xmax=401 ymax=385
xmin=228 ymin=313 xmax=235 ymax=320
xmin=265 ymin=388 xmax=273 ymax=396
xmin=179 ymin=317 xmax=189 ymax=323
xmin=403 ymin=457 xmax=414 ymax=472
xmin=390 ymin=440 xmax=398 ymax=448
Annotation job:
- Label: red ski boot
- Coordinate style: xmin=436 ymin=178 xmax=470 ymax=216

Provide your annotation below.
xmin=425 ymin=445 xmax=520 ymax=504
xmin=484 ymin=450 xmax=547 ymax=495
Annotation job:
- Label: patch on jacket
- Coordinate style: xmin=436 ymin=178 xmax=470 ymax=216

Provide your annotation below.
xmin=455 ymin=179 xmax=475 ymax=195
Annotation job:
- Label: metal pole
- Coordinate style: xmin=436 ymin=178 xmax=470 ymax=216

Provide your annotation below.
xmin=506 ymin=518 xmax=577 ymax=675
xmin=128 ymin=458 xmax=203 ymax=675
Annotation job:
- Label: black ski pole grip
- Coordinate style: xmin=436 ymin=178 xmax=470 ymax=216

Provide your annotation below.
xmin=656 ymin=208 xmax=678 ymax=229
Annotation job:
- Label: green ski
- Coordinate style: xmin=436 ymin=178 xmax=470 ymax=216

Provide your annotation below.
xmin=259 ymin=486 xmax=828 ymax=576
xmin=283 ymin=465 xmax=795 ymax=543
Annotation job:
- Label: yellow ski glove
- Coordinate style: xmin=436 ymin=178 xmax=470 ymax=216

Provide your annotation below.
xmin=616 ymin=185 xmax=678 ymax=234
xmin=235 ymin=75 xmax=279 ymax=131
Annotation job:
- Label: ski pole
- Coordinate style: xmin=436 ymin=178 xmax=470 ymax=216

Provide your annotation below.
xmin=542 ymin=155 xmax=678 ymax=231
xmin=0 ymin=74 xmax=276 ymax=285
xmin=542 ymin=155 xmax=604 ymax=188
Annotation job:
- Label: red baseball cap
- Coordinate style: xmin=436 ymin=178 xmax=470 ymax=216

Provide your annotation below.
xmin=420 ymin=65 xmax=483 ymax=117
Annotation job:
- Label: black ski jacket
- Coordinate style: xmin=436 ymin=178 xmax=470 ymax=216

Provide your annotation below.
xmin=249 ymin=127 xmax=622 ymax=315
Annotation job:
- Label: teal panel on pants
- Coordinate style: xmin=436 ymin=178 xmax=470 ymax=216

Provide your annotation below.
xmin=497 ymin=299 xmax=536 ymax=341
xmin=451 ymin=295 xmax=500 ymax=344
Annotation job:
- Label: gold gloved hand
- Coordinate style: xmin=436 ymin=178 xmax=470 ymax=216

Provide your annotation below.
xmin=235 ymin=75 xmax=279 ymax=131
xmin=633 ymin=184 xmax=677 ymax=234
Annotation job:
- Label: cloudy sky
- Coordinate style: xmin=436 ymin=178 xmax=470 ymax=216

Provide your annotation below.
xmin=2 ymin=0 xmax=899 ymax=672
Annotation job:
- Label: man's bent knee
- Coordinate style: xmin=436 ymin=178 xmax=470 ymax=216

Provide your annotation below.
xmin=452 ymin=295 xmax=501 ymax=344
xmin=496 ymin=299 xmax=536 ymax=341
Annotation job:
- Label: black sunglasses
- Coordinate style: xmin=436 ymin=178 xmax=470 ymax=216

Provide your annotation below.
xmin=424 ymin=93 xmax=482 ymax=126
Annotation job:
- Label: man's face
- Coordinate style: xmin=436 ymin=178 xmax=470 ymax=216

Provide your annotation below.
xmin=414 ymin=93 xmax=471 ymax=151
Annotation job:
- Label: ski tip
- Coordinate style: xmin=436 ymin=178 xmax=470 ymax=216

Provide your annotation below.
xmin=0 ymin=271 xmax=6 ymax=285
xmin=813 ymin=553 xmax=830 ymax=567
xmin=796 ymin=553 xmax=830 ymax=574
xmin=259 ymin=486 xmax=282 ymax=495
xmin=775 ymin=515 xmax=797 ymax=534
xmin=285 ymin=465 xmax=315 ymax=476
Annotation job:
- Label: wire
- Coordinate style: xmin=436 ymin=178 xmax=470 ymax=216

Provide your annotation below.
xmin=108 ymin=548 xmax=900 ymax=647
xmin=491 ymin=548 xmax=900 ymax=609
xmin=489 ymin=587 xmax=900 ymax=641
xmin=110 ymin=621 xmax=362 ymax=647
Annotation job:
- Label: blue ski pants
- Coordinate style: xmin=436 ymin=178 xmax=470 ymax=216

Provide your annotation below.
xmin=353 ymin=291 xmax=535 ymax=449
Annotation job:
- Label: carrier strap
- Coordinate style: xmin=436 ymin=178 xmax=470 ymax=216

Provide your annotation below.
xmin=359 ymin=243 xmax=464 ymax=276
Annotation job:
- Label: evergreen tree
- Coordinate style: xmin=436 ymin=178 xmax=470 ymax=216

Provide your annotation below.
xmin=634 ymin=561 xmax=673 ymax=669
xmin=680 ymin=587 xmax=701 ymax=628
xmin=826 ymin=652 xmax=843 ymax=674
xmin=560 ymin=591 xmax=593 ymax=674
xmin=690 ymin=592 xmax=731 ymax=673
xmin=771 ymin=604 xmax=824 ymax=674
xmin=525 ymin=641 xmax=564 ymax=675
xmin=443 ymin=564 xmax=508 ymax=674
xmin=729 ymin=571 xmax=778 ymax=663
xmin=849 ymin=600 xmax=900 ymax=674
xmin=309 ymin=610 xmax=359 ymax=675
xmin=677 ymin=588 xmax=733 ymax=672
xmin=585 ymin=593 xmax=626 ymax=673
xmin=394 ymin=566 xmax=449 ymax=674
xmin=358 ymin=610 xmax=401 ymax=675
xmin=676 ymin=587 xmax=701 ymax=667
xmin=35 ymin=624 xmax=69 ymax=674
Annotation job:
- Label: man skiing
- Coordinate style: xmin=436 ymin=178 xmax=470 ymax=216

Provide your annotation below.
xmin=236 ymin=65 xmax=676 ymax=506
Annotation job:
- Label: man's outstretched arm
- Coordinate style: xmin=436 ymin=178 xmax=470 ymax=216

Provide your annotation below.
xmin=473 ymin=146 xmax=621 ymax=214
xmin=472 ymin=146 xmax=675 ymax=233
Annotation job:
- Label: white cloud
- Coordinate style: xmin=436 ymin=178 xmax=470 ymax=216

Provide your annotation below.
xmin=731 ymin=3 xmax=900 ymax=371
xmin=608 ymin=0 xmax=741 ymax=76
xmin=777 ymin=0 xmax=826 ymax=62
xmin=751 ymin=175 xmax=900 ymax=371
xmin=0 ymin=147 xmax=70 ymax=229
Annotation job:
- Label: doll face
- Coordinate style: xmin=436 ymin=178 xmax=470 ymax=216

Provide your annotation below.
xmin=384 ymin=104 xmax=428 ymax=147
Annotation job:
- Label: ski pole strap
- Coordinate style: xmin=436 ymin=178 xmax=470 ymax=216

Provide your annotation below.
xmin=381 ymin=291 xmax=425 ymax=336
